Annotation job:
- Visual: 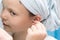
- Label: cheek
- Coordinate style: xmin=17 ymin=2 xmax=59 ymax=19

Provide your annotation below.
xmin=9 ymin=17 xmax=32 ymax=32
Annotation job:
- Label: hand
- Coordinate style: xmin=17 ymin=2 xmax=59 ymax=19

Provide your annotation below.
xmin=26 ymin=21 xmax=47 ymax=40
xmin=0 ymin=28 xmax=13 ymax=40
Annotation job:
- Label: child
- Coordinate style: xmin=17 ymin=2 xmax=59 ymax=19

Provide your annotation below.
xmin=0 ymin=0 xmax=57 ymax=40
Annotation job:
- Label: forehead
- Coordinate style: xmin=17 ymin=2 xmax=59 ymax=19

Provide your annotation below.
xmin=3 ymin=0 xmax=19 ymax=4
xmin=2 ymin=0 xmax=21 ymax=8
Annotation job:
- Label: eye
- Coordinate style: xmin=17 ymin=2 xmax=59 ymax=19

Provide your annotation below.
xmin=9 ymin=10 xmax=16 ymax=16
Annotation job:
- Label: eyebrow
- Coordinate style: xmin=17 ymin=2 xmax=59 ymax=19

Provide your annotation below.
xmin=7 ymin=7 xmax=16 ymax=13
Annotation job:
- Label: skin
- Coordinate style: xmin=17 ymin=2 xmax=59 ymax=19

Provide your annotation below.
xmin=1 ymin=0 xmax=47 ymax=40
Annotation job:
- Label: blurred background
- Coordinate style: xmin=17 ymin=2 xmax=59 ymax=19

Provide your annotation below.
xmin=0 ymin=0 xmax=3 ymax=28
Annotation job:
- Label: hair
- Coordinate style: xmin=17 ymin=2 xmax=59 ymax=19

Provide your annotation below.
xmin=28 ymin=10 xmax=35 ymax=16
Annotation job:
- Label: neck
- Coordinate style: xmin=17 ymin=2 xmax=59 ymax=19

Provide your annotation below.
xmin=13 ymin=31 xmax=27 ymax=40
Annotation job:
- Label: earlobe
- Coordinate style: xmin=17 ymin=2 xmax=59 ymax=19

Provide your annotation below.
xmin=32 ymin=15 xmax=41 ymax=25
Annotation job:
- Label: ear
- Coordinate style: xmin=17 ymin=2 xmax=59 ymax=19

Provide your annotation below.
xmin=32 ymin=15 xmax=41 ymax=24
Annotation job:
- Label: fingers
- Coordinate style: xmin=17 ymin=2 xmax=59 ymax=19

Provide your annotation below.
xmin=26 ymin=21 xmax=47 ymax=40
xmin=31 ymin=25 xmax=37 ymax=32
xmin=28 ymin=21 xmax=47 ymax=33
xmin=34 ymin=21 xmax=47 ymax=34
xmin=35 ymin=21 xmax=46 ymax=30
xmin=27 ymin=21 xmax=47 ymax=40
xmin=27 ymin=21 xmax=47 ymax=35
xmin=27 ymin=28 xmax=32 ymax=34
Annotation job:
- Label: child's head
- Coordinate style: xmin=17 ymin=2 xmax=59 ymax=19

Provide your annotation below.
xmin=1 ymin=0 xmax=53 ymax=35
xmin=1 ymin=0 xmax=41 ymax=35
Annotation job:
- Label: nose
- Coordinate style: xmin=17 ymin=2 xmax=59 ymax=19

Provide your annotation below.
xmin=1 ymin=9 xmax=8 ymax=21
